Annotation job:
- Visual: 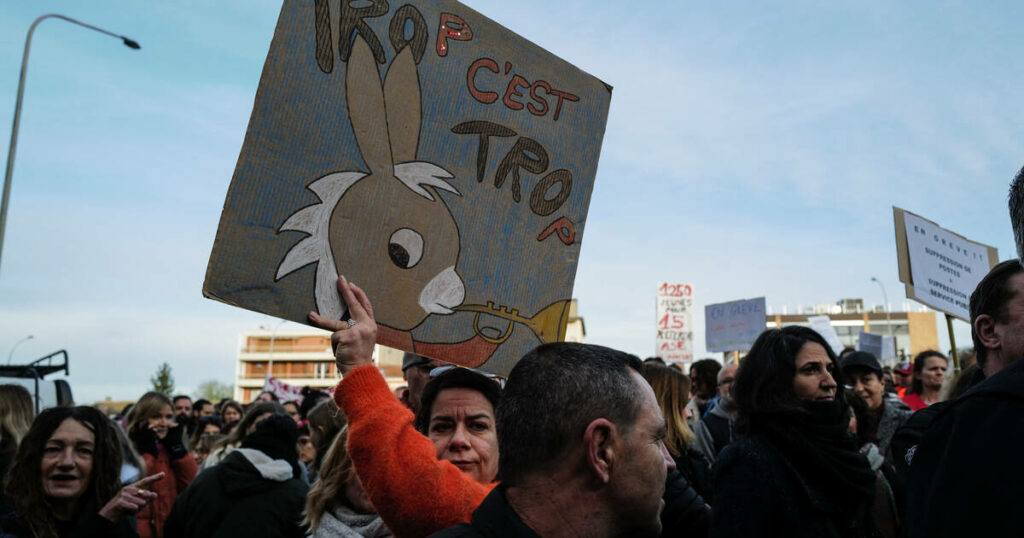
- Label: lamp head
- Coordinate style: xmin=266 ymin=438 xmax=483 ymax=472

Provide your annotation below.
xmin=122 ymin=37 xmax=141 ymax=50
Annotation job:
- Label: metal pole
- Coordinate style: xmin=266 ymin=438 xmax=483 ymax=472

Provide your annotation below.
xmin=267 ymin=319 xmax=287 ymax=380
xmin=871 ymin=277 xmax=895 ymax=362
xmin=6 ymin=334 xmax=33 ymax=364
xmin=0 ymin=14 xmax=139 ymax=272
xmin=946 ymin=314 xmax=960 ymax=372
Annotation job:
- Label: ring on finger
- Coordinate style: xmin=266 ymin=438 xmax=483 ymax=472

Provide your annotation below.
xmin=346 ymin=319 xmax=357 ymax=328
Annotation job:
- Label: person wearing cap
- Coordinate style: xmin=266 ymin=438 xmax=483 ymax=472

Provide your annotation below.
xmin=840 ymin=351 xmax=912 ymax=459
xmin=401 ymin=352 xmax=442 ymax=414
xmin=892 ymin=362 xmax=911 ymax=399
xmin=164 ymin=414 xmax=309 ymax=538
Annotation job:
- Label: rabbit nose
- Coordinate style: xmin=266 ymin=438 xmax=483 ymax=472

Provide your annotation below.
xmin=419 ymin=266 xmax=465 ymax=314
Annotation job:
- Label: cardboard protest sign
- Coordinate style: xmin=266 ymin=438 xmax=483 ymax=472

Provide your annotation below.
xmin=704 ymin=297 xmax=766 ymax=353
xmin=808 ymin=315 xmax=844 ymax=356
xmin=893 ymin=207 xmax=998 ymax=321
xmin=857 ymin=331 xmax=883 ymax=360
xmin=204 ymin=0 xmax=612 ymax=376
xmin=655 ymin=283 xmax=694 ymax=364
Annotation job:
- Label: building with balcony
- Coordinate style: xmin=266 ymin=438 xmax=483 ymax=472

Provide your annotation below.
xmin=234 ymin=300 xmax=587 ymax=402
xmin=766 ymin=299 xmax=939 ymax=364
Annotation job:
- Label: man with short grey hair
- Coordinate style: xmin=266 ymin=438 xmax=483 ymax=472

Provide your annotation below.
xmin=905 ymin=167 xmax=1024 ymax=537
xmin=693 ymin=363 xmax=737 ymax=463
xmin=430 ymin=342 xmax=684 ymax=538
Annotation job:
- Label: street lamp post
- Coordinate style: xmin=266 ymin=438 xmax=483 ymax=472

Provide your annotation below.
xmin=260 ymin=319 xmax=288 ymax=380
xmin=0 ymin=14 xmax=140 ymax=272
xmin=870 ymin=277 xmax=895 ymax=362
xmin=7 ymin=334 xmax=33 ymax=364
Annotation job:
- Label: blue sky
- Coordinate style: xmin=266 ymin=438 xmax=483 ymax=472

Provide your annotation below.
xmin=0 ymin=1 xmax=1019 ymax=402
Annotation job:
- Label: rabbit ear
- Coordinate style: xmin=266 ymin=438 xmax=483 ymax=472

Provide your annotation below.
xmin=383 ymin=45 xmax=421 ymax=164
xmin=346 ymin=35 xmax=393 ymax=176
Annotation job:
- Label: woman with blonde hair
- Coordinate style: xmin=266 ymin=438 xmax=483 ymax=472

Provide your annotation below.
xmin=641 ymin=363 xmax=713 ymax=502
xmin=126 ymin=391 xmax=197 ymax=537
xmin=304 ymin=425 xmax=390 ymax=537
xmin=0 ymin=384 xmax=34 ymax=486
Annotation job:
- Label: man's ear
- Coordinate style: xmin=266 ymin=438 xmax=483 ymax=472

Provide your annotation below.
xmin=583 ymin=418 xmax=616 ymax=484
xmin=974 ymin=314 xmax=1000 ymax=351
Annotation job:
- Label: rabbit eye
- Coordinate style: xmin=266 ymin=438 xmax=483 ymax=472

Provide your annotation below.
xmin=389 ymin=228 xmax=424 ymax=269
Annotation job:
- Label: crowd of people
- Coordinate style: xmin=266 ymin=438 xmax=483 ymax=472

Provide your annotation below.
xmin=0 ymin=176 xmax=1022 ymax=537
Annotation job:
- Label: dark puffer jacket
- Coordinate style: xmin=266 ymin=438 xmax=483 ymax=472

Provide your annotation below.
xmin=163 ymin=448 xmax=308 ymax=538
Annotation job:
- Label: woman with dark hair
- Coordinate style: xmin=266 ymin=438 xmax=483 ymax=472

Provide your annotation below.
xmin=412 ymin=368 xmax=501 ymax=484
xmin=711 ymin=326 xmax=880 ymax=538
xmin=219 ymin=400 xmax=244 ymax=425
xmin=201 ymin=401 xmax=285 ymax=470
xmin=126 ymin=391 xmax=197 ymax=537
xmin=187 ymin=416 xmax=222 ymax=451
xmin=901 ymin=350 xmax=948 ymax=411
xmin=332 ymin=358 xmax=501 ymax=537
xmin=1 ymin=406 xmax=165 ymax=538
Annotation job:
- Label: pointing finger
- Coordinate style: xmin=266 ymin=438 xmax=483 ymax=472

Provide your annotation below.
xmin=133 ymin=472 xmax=165 ymax=488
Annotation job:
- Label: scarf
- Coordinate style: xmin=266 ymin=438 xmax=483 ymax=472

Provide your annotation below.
xmin=312 ymin=505 xmax=392 ymax=538
xmin=751 ymin=399 xmax=877 ymax=524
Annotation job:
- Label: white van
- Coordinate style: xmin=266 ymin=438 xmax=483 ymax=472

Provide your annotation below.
xmin=0 ymin=350 xmax=73 ymax=412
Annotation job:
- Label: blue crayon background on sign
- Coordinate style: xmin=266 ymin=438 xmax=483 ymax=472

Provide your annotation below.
xmin=704 ymin=297 xmax=766 ymax=353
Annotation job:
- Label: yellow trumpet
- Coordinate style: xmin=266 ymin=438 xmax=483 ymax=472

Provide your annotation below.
xmin=455 ymin=299 xmax=572 ymax=345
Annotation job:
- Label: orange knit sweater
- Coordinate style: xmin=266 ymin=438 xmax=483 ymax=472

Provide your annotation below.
xmin=334 ymin=365 xmax=495 ymax=538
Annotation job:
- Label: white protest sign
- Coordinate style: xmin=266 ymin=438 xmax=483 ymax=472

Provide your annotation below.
xmin=881 ymin=335 xmax=896 ymax=361
xmin=705 ymin=297 xmax=766 ymax=353
xmin=896 ymin=208 xmax=997 ymax=321
xmin=262 ymin=376 xmax=305 ymax=404
xmin=857 ymin=331 xmax=883 ymax=360
xmin=808 ymin=315 xmax=844 ymax=356
xmin=656 ymin=282 xmax=694 ymax=364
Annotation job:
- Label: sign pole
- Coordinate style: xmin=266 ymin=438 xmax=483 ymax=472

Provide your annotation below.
xmin=945 ymin=313 xmax=960 ymax=372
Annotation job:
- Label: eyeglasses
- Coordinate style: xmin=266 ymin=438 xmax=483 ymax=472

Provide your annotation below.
xmin=297 ymin=438 xmax=312 ymax=445
xmin=718 ymin=377 xmax=734 ymax=387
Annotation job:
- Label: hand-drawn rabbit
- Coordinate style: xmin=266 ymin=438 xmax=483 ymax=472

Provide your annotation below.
xmin=276 ymin=36 xmax=497 ymax=366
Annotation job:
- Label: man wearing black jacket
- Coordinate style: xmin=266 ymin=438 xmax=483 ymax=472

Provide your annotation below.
xmin=904 ymin=170 xmax=1024 ymax=537
xmin=429 ymin=343 xmax=710 ymax=538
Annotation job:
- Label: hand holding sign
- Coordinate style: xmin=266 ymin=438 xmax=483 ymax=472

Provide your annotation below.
xmin=309 ymin=276 xmax=378 ymax=376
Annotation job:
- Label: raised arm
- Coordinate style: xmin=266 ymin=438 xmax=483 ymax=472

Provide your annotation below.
xmin=311 ymin=276 xmax=493 ymax=538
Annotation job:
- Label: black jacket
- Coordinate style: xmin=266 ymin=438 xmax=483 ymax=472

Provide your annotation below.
xmin=163 ymin=448 xmax=308 ymax=538
xmin=429 ymin=472 xmax=709 ymax=538
xmin=905 ymin=359 xmax=1024 ymax=538
xmin=426 ymin=485 xmax=539 ymax=538
xmin=672 ymin=449 xmax=714 ymax=505
xmin=711 ymin=434 xmax=879 ymax=538
xmin=0 ymin=510 xmax=137 ymax=538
